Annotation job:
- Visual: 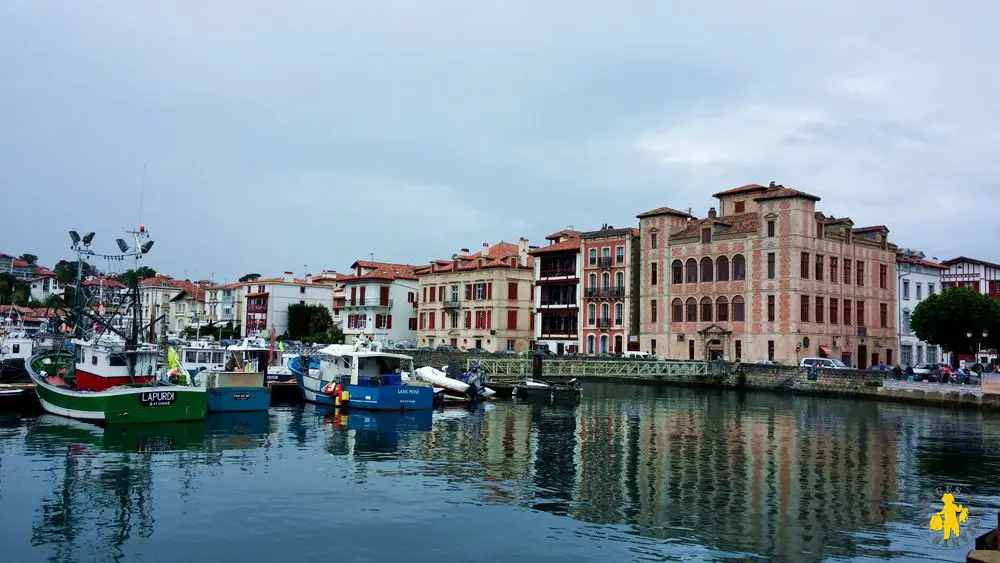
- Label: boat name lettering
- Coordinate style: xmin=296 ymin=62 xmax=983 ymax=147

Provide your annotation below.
xmin=139 ymin=391 xmax=177 ymax=407
xmin=233 ymin=392 xmax=251 ymax=401
xmin=397 ymin=389 xmax=422 ymax=395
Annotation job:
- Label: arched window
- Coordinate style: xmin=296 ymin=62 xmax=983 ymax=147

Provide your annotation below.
xmin=716 ymin=256 xmax=730 ymax=281
xmin=732 ymin=296 xmax=745 ymax=321
xmin=685 ymin=297 xmax=697 ymax=322
xmin=602 ymin=272 xmax=611 ymax=289
xmin=614 ymin=302 xmax=623 ymax=325
xmin=601 ymin=303 xmax=610 ymax=321
xmin=587 ymin=335 xmax=596 ymax=354
xmin=588 ymin=303 xmax=596 ymax=324
xmin=717 ymin=296 xmax=729 ymax=321
xmin=671 ymin=298 xmax=683 ymax=323
xmin=615 ymin=271 xmax=624 ymax=288
xmin=700 ymin=297 xmax=713 ymax=322
xmin=600 ymin=335 xmax=609 ymax=354
xmin=685 ymin=259 xmax=698 ymax=283
xmin=732 ymin=255 xmax=746 ymax=281
xmin=588 ymin=273 xmax=597 ymax=289
xmin=700 ymin=257 xmax=714 ymax=282
xmin=672 ymin=260 xmax=684 ymax=284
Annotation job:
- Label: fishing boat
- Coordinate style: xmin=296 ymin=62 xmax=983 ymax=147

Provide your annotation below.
xmin=0 ymin=312 xmax=34 ymax=384
xmin=26 ymin=228 xmax=207 ymax=424
xmin=512 ymin=377 xmax=583 ymax=403
xmin=184 ymin=342 xmax=270 ymax=412
xmin=290 ymin=337 xmax=435 ymax=411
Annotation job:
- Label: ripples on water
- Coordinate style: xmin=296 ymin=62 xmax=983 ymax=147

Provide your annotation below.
xmin=1 ymin=383 xmax=998 ymax=562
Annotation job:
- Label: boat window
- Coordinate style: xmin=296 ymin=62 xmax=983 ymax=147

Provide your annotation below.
xmin=109 ymin=353 xmax=127 ymax=367
xmin=185 ymin=351 xmax=197 ymax=363
xmin=11 ymin=344 xmax=19 ymax=354
xmin=197 ymin=351 xmax=210 ymax=363
xmin=212 ymin=351 xmax=224 ymax=364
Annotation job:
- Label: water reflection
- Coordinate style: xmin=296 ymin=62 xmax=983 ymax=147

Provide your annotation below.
xmin=5 ymin=384 xmax=1000 ymax=562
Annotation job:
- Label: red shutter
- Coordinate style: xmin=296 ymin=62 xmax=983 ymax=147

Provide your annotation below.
xmin=465 ymin=311 xmax=472 ymax=329
xmin=438 ymin=286 xmax=444 ymax=301
xmin=380 ymin=286 xmax=389 ymax=306
xmin=530 ymin=285 xmax=534 ymax=300
xmin=350 ymin=287 xmax=357 ymax=305
xmin=465 ymin=284 xmax=471 ymax=300
xmin=487 ymin=283 xmax=493 ymax=299
xmin=508 ymin=282 xmax=518 ymax=300
xmin=360 ymin=286 xmax=366 ymax=303
xmin=423 ymin=287 xmax=427 ymax=302
xmin=530 ymin=311 xmax=535 ymax=330
xmin=440 ymin=311 xmax=445 ymax=328
xmin=487 ymin=310 xmax=492 ymax=329
xmin=507 ymin=310 xmax=517 ymax=330
xmin=429 ymin=313 xmax=435 ymax=329
xmin=387 ymin=315 xmax=392 ymax=329
xmin=376 ymin=314 xmax=382 ymax=328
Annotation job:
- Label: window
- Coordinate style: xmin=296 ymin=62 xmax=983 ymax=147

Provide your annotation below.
xmin=451 ymin=311 xmax=459 ymax=328
xmin=716 ymin=256 xmax=729 ymax=281
xmin=735 ymin=200 xmax=746 ymax=213
xmin=843 ymin=299 xmax=852 ymax=325
xmin=651 ymin=339 xmax=657 ymax=355
xmin=651 ymin=262 xmax=658 ymax=285
xmin=685 ymin=298 xmax=697 ymax=322
xmin=507 ymin=310 xmax=518 ymax=330
xmin=589 ymin=249 xmax=597 ymax=265
xmin=602 ymin=272 xmax=611 ymax=289
xmin=700 ymin=257 xmax=714 ymax=282
xmin=902 ymin=310 xmax=911 ymax=333
xmin=816 ymin=222 xmax=824 ymax=239
xmin=701 ymin=297 xmax=713 ymax=322
xmin=800 ymin=253 xmax=810 ymax=279
xmin=732 ymin=255 xmax=746 ymax=281
xmin=879 ymin=264 xmax=888 ymax=289
xmin=857 ymin=301 xmax=865 ymax=326
xmin=732 ymin=296 xmax=744 ymax=322
xmin=916 ymin=283 xmax=922 ymax=300
xmin=927 ymin=346 xmax=938 ymax=365
xmin=830 ymin=257 xmax=838 ymax=283
xmin=600 ymin=335 xmax=609 ymax=354
xmin=767 ymin=220 xmax=775 ymax=237
xmin=815 ymin=297 xmax=824 ymax=323
xmin=507 ymin=282 xmax=518 ymax=300
xmin=900 ymin=345 xmax=912 ymax=366
xmin=616 ymin=271 xmax=624 ymax=289
xmin=717 ymin=297 xmax=729 ymax=321
xmin=928 ymin=283 xmax=936 ymax=295
xmin=701 ymin=228 xmax=712 ymax=244
xmin=615 ymin=303 xmax=623 ymax=325
xmin=616 ymin=246 xmax=625 ymax=263
xmin=767 ymin=295 xmax=775 ymax=322
xmin=767 ymin=253 xmax=776 ymax=279
xmin=299 ymin=286 xmax=306 ymax=294
xmin=589 ymin=273 xmax=597 ymax=289
xmin=650 ymin=300 xmax=657 ymax=322
xmin=800 ymin=295 xmax=810 ymax=322
xmin=588 ymin=304 xmax=597 ymax=324
xmin=902 ymin=280 xmax=910 ymax=300
xmin=735 ymin=340 xmax=742 ymax=361
xmin=451 ymin=285 xmax=459 ymax=302
xmin=650 ymin=232 xmax=658 ymax=249
xmin=815 ymin=255 xmax=824 ymax=281
xmin=856 ymin=261 xmax=865 ymax=286
xmin=587 ymin=335 xmax=595 ymax=354
xmin=685 ymin=259 xmax=698 ymax=283
xmin=671 ymin=299 xmax=682 ymax=323
xmin=767 ymin=340 xmax=775 ymax=361
xmin=465 ymin=311 xmax=471 ymax=329
xmin=419 ymin=312 xmax=426 ymax=329
xmin=843 ymin=259 xmax=851 ymax=285
xmin=429 ymin=312 xmax=436 ymax=329
xmin=506 ymin=340 xmax=515 ymax=351
xmin=880 ymin=303 xmax=888 ymax=328
xmin=688 ymin=339 xmax=695 ymax=360
xmin=830 ymin=298 xmax=839 ymax=324
xmin=474 ymin=283 xmax=488 ymax=300
xmin=672 ymin=260 xmax=683 ymax=284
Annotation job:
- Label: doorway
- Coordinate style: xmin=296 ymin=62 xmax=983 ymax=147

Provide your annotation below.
xmin=557 ymin=343 xmax=564 ymax=355
xmin=614 ymin=335 xmax=623 ymax=355
xmin=857 ymin=345 xmax=868 ymax=369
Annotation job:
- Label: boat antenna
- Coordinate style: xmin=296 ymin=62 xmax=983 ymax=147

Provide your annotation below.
xmin=137 ymin=162 xmax=147 ymax=228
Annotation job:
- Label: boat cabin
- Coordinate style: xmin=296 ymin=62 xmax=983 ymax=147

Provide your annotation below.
xmin=72 ymin=338 xmax=158 ymax=391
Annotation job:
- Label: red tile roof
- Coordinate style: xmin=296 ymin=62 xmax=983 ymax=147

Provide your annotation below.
xmin=753 ymin=186 xmax=820 ymax=202
xmin=417 ymin=241 xmax=534 ymax=275
xmin=852 ymin=225 xmax=888 ymax=233
xmin=530 ymin=238 xmax=581 ymax=255
xmin=942 ymin=256 xmax=1000 ymax=270
xmin=635 ymin=206 xmax=694 ymax=219
xmin=711 ymin=183 xmax=769 ymax=198
xmin=83 ymin=277 xmax=126 ymax=289
xmin=545 ymin=229 xmax=581 ymax=241
xmin=671 ymin=212 xmax=761 ymax=239
xmin=12 ymin=259 xmax=31 ymax=268
xmin=896 ymin=253 xmax=948 ymax=270
xmin=343 ymin=261 xmax=419 ymax=283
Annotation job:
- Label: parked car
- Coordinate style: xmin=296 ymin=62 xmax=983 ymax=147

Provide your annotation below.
xmin=623 ymin=351 xmax=652 ymax=359
xmin=496 ymin=349 xmax=517 ymax=356
xmin=416 ymin=347 xmax=434 ymax=352
xmin=466 ymin=347 xmax=488 ymax=354
xmin=435 ymin=344 xmax=458 ymax=353
xmin=799 ymin=357 xmax=850 ymax=369
xmin=753 ymin=360 xmax=783 ymax=366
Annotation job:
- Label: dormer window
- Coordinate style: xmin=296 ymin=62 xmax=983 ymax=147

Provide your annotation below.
xmin=701 ymin=228 xmax=712 ymax=244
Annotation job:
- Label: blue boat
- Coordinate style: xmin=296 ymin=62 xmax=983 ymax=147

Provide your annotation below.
xmin=194 ymin=346 xmax=271 ymax=413
xmin=291 ymin=340 xmax=436 ymax=411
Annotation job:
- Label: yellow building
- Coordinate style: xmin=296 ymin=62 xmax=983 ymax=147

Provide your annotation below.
xmin=415 ymin=239 xmax=535 ymax=352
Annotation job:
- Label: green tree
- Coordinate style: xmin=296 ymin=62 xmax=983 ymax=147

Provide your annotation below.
xmin=910 ymin=287 xmax=1000 ymax=359
xmin=53 ymin=259 xmax=99 ymax=284
xmin=18 ymin=253 xmax=38 ymax=265
xmin=0 ymin=273 xmax=29 ymax=306
xmin=119 ymin=266 xmax=157 ymax=286
xmin=35 ymin=294 xmax=66 ymax=308
xmin=239 ymin=273 xmax=262 ymax=283
xmin=323 ymin=324 xmax=345 ymax=344
xmin=287 ymin=304 xmax=338 ymax=342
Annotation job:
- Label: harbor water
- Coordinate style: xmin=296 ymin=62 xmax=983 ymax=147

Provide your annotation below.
xmin=1 ymin=382 xmax=998 ymax=562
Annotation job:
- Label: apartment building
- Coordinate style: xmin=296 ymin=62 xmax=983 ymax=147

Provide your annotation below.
xmin=896 ymin=249 xmax=947 ymax=367
xmin=338 ymin=261 xmax=419 ymax=346
xmin=579 ymin=225 xmax=640 ymax=355
xmin=531 ymin=230 xmax=581 ymax=355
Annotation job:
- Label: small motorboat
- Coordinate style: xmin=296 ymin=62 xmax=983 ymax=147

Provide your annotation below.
xmin=413 ymin=360 xmax=495 ymax=402
xmin=512 ymin=377 xmax=582 ymax=403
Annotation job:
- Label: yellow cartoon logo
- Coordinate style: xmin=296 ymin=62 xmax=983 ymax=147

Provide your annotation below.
xmin=927 ymin=487 xmax=982 ymax=549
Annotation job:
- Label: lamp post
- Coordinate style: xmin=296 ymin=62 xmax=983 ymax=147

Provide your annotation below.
xmin=966 ymin=329 xmax=989 ymax=365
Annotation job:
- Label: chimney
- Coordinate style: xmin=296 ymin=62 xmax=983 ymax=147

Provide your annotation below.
xmin=708 ymin=207 xmax=717 ymax=219
xmin=769 ymin=181 xmax=776 ymax=188
xmin=482 ymin=242 xmax=490 ymax=255
xmin=283 ymin=271 xmax=293 ymax=283
xmin=305 ymin=273 xmax=313 ymax=284
xmin=518 ymin=237 xmax=529 ymax=266
xmin=460 ymin=248 xmax=470 ymax=256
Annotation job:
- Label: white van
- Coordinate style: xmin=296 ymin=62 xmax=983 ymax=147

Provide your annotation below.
xmin=623 ymin=351 xmax=652 ymax=359
xmin=799 ymin=357 xmax=850 ymax=369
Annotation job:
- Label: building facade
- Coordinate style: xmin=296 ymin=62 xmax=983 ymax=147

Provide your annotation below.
xmin=896 ymin=249 xmax=947 ymax=367
xmin=415 ymin=240 xmax=534 ymax=352
xmin=338 ymin=261 xmax=418 ymax=346
xmin=580 ymin=226 xmax=640 ymax=355
xmin=243 ymin=272 xmax=337 ymax=337
xmin=140 ymin=276 xmax=196 ymax=338
xmin=28 ymin=272 xmax=62 ymax=303
xmin=638 ymin=182 xmax=898 ymax=368
xmin=940 ymin=256 xmax=1000 ymax=365
xmin=531 ymin=230 xmax=581 ymax=355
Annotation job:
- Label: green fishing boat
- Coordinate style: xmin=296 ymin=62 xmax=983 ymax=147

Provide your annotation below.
xmin=27 ymin=228 xmax=207 ymax=425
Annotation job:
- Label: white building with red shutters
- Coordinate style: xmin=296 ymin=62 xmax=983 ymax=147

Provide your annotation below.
xmin=242 ymin=272 xmax=338 ymax=337
xmin=337 ymin=261 xmax=419 ymax=346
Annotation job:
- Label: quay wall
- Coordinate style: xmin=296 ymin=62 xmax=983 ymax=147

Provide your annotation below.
xmin=389 ymin=350 xmax=1000 ymax=411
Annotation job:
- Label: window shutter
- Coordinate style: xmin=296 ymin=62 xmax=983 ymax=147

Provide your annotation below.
xmin=438 ymin=286 xmax=444 ymax=301
xmin=508 ymin=282 xmax=518 ymax=300
xmin=466 ymin=284 xmax=471 ymax=300
xmin=465 ymin=311 xmax=471 ymax=329
xmin=487 ymin=310 xmax=492 ymax=329
xmin=360 ymin=286 xmax=366 ymax=302
xmin=440 ymin=311 xmax=445 ymax=328
xmin=387 ymin=315 xmax=392 ymax=329
xmin=487 ymin=283 xmax=493 ymax=299
xmin=507 ymin=310 xmax=517 ymax=330
xmin=423 ymin=287 xmax=427 ymax=302
xmin=530 ymin=311 xmax=535 ymax=330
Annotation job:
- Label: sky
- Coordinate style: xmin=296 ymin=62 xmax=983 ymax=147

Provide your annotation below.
xmin=2 ymin=1 xmax=999 ymax=282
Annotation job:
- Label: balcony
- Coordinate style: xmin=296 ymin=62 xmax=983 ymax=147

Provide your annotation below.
xmin=442 ymin=299 xmax=461 ymax=309
xmin=345 ymin=298 xmax=394 ymax=308
xmin=596 ymin=317 xmax=612 ymax=328
xmin=597 ymin=257 xmax=613 ymax=268
xmin=539 ymin=267 xmax=577 ymax=279
xmin=538 ymin=300 xmax=578 ymax=309
xmin=539 ymin=330 xmax=578 ymax=339
xmin=584 ymin=287 xmax=626 ymax=299
xmin=247 ymin=304 xmax=267 ymax=314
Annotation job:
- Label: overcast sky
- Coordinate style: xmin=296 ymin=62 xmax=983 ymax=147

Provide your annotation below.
xmin=2 ymin=1 xmax=998 ymax=281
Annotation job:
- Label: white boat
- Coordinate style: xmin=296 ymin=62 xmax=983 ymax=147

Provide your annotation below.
xmin=0 ymin=313 xmax=34 ymax=383
xmin=413 ymin=362 xmax=495 ymax=399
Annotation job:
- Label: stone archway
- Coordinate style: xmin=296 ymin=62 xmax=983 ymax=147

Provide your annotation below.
xmin=699 ymin=324 xmax=733 ymax=361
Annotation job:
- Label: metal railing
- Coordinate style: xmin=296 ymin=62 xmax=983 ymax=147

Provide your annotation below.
xmin=471 ymin=358 xmax=723 ymax=379
xmin=346 ymin=298 xmax=394 ymax=308
xmin=584 ymin=287 xmax=626 ymax=299
xmin=539 ymin=268 xmax=577 ymax=278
